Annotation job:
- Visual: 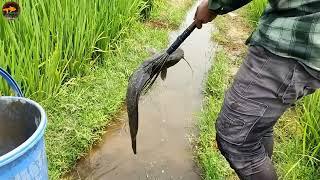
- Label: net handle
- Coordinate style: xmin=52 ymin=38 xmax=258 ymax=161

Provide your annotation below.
xmin=166 ymin=21 xmax=197 ymax=55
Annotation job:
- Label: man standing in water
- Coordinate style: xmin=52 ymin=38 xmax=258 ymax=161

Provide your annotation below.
xmin=194 ymin=0 xmax=320 ymax=179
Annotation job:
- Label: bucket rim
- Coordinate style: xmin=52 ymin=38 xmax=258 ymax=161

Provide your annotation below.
xmin=0 ymin=96 xmax=47 ymax=167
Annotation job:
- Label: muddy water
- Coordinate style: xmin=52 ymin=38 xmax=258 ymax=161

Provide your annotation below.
xmin=69 ymin=4 xmax=215 ymax=180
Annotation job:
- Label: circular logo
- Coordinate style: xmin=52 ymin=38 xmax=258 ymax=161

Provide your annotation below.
xmin=2 ymin=2 xmax=20 ymax=20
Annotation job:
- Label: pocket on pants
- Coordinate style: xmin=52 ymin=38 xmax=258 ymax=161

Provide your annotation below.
xmin=216 ymin=88 xmax=268 ymax=145
xmin=281 ymin=64 xmax=320 ymax=104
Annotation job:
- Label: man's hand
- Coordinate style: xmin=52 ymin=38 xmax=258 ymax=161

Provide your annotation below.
xmin=194 ymin=0 xmax=217 ymax=29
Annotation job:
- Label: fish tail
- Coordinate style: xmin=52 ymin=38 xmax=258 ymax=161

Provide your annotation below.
xmin=132 ymin=138 xmax=137 ymax=154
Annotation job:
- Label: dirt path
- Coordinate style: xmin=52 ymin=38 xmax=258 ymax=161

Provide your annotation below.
xmin=68 ymin=4 xmax=214 ymax=180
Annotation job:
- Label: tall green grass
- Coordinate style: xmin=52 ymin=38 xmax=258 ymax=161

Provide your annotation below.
xmin=273 ymin=108 xmax=320 ymax=179
xmin=300 ymin=92 xmax=320 ymax=167
xmin=0 ymin=0 xmax=142 ymax=100
xmin=246 ymin=0 xmax=268 ymax=26
xmin=140 ymin=0 xmax=154 ymax=21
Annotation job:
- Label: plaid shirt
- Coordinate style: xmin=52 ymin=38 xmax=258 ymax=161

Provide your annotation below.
xmin=209 ymin=0 xmax=320 ymax=71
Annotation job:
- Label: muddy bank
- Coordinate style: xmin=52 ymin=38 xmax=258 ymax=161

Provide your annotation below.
xmin=68 ymin=3 xmax=215 ymax=180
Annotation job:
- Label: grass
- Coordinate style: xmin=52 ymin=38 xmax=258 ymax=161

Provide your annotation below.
xmin=245 ymin=0 xmax=268 ymax=27
xmin=273 ymin=108 xmax=320 ymax=179
xmin=37 ymin=0 xmax=194 ymax=179
xmin=197 ymin=50 xmax=236 ymax=180
xmin=0 ymin=0 xmax=141 ymax=100
xmin=140 ymin=0 xmax=154 ymax=20
xmin=150 ymin=0 xmax=194 ymax=29
xmin=198 ymin=3 xmax=320 ymax=179
xmin=294 ymin=92 xmax=320 ymax=177
xmin=43 ymin=24 xmax=168 ymax=179
xmin=300 ymin=93 xmax=320 ymax=164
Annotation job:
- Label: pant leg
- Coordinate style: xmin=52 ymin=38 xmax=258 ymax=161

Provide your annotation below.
xmin=262 ymin=131 xmax=274 ymax=158
xmin=241 ymin=158 xmax=277 ymax=180
xmin=215 ymin=45 xmax=320 ymax=180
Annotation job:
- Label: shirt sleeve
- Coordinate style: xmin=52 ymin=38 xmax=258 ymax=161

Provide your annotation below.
xmin=209 ymin=0 xmax=253 ymax=15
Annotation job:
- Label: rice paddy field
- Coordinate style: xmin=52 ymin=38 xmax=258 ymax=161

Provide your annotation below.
xmin=0 ymin=0 xmax=193 ymax=178
xmin=0 ymin=0 xmax=147 ymax=100
xmin=0 ymin=0 xmax=319 ymax=179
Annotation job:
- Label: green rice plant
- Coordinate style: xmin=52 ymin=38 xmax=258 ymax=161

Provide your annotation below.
xmin=140 ymin=0 xmax=154 ymax=21
xmin=277 ymin=92 xmax=320 ymax=179
xmin=0 ymin=0 xmax=142 ymax=100
xmin=299 ymin=92 xmax=320 ymax=167
xmin=246 ymin=0 xmax=268 ymax=27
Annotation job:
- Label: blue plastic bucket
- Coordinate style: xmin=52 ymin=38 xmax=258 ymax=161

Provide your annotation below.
xmin=0 ymin=68 xmax=48 ymax=179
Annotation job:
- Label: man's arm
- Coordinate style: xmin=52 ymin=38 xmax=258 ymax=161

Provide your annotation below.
xmin=194 ymin=0 xmax=252 ymax=29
